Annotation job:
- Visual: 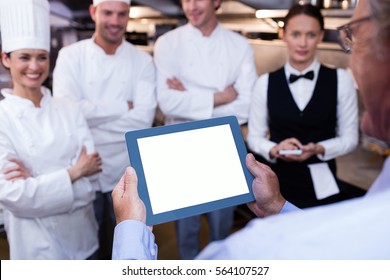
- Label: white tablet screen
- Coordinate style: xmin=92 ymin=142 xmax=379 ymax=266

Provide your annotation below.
xmin=137 ymin=124 xmax=249 ymax=214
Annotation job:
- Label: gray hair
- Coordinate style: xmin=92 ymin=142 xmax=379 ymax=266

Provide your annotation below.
xmin=369 ymin=0 xmax=390 ymax=41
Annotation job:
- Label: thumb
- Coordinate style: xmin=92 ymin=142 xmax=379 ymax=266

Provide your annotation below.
xmin=246 ymin=153 xmax=270 ymax=178
xmin=246 ymin=153 xmax=259 ymax=176
xmin=124 ymin=166 xmax=138 ymax=198
xmin=80 ymin=145 xmax=87 ymax=155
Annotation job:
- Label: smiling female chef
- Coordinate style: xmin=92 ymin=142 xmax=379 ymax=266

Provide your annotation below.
xmin=0 ymin=0 xmax=102 ymax=259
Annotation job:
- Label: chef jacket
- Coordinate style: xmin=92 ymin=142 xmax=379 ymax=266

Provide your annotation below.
xmin=154 ymin=23 xmax=258 ymax=125
xmin=53 ymin=38 xmax=157 ymax=193
xmin=0 ymin=87 xmax=98 ymax=259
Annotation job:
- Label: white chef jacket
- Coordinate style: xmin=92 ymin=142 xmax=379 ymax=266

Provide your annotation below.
xmin=154 ymin=23 xmax=258 ymax=125
xmin=53 ymin=38 xmax=157 ymax=193
xmin=247 ymin=59 xmax=358 ymax=162
xmin=0 ymin=87 xmax=98 ymax=259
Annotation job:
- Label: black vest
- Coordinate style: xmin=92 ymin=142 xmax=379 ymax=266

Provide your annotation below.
xmin=268 ymin=65 xmax=337 ymax=165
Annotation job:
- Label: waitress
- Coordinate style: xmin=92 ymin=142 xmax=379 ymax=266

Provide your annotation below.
xmin=0 ymin=0 xmax=102 ymax=259
xmin=247 ymin=3 xmax=359 ymax=208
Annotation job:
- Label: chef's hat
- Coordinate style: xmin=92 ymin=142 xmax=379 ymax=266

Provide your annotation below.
xmin=0 ymin=0 xmax=50 ymax=53
xmin=93 ymin=0 xmax=131 ymax=7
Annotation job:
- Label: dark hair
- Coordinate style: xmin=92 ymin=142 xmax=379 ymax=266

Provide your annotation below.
xmin=283 ymin=3 xmax=324 ymax=30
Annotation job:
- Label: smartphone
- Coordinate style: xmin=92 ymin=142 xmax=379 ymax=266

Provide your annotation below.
xmin=279 ymin=149 xmax=302 ymax=155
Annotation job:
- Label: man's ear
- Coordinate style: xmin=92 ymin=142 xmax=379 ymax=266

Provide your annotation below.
xmin=214 ymin=0 xmax=222 ymax=10
xmin=89 ymin=4 xmax=97 ymax=22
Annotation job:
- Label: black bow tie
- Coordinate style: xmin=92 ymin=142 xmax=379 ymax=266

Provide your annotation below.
xmin=289 ymin=71 xmax=315 ymax=83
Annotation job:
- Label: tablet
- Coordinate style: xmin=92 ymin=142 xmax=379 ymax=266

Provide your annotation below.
xmin=125 ymin=116 xmax=255 ymax=226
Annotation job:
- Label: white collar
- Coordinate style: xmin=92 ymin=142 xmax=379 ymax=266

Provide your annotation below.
xmin=186 ymin=22 xmax=221 ymax=39
xmin=88 ymin=36 xmax=125 ymax=56
xmin=285 ymin=59 xmax=321 ymax=77
xmin=1 ymin=86 xmax=51 ymax=114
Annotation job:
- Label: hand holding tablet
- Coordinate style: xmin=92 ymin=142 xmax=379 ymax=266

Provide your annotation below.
xmin=125 ymin=116 xmax=255 ymax=225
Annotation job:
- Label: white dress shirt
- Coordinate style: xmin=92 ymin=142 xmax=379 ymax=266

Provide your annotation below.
xmin=154 ymin=23 xmax=258 ymax=125
xmin=247 ymin=59 xmax=358 ymax=162
xmin=53 ymin=38 xmax=157 ymax=193
xmin=0 ymin=87 xmax=98 ymax=259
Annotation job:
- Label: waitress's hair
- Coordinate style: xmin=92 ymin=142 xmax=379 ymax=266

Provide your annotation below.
xmin=283 ymin=3 xmax=324 ymax=30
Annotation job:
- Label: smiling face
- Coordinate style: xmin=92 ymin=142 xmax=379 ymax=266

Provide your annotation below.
xmin=283 ymin=14 xmax=324 ymax=71
xmin=1 ymin=49 xmax=49 ymax=92
xmin=181 ymin=0 xmax=220 ymax=36
xmin=90 ymin=1 xmax=130 ymax=52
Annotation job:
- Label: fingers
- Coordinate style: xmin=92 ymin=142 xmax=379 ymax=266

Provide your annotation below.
xmin=167 ymin=77 xmax=186 ymax=91
xmin=287 ymin=138 xmax=302 ymax=148
xmin=2 ymin=164 xmax=19 ymax=175
xmin=4 ymin=171 xmax=22 ymax=181
xmin=91 ymin=152 xmax=102 ymax=167
xmin=278 ymin=139 xmax=301 ymax=150
xmin=6 ymin=158 xmax=22 ymax=165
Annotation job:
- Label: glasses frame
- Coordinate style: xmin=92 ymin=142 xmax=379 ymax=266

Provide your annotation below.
xmin=337 ymin=16 xmax=373 ymax=53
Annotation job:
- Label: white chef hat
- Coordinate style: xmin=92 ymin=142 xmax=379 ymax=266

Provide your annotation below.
xmin=93 ymin=0 xmax=131 ymax=7
xmin=0 ymin=0 xmax=50 ymax=53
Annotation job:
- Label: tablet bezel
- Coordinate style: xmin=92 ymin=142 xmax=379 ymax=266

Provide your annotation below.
xmin=125 ymin=116 xmax=254 ymax=225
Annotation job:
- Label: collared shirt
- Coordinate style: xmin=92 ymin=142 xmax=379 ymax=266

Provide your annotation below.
xmin=111 ymin=200 xmax=299 ymax=260
xmin=112 ymin=157 xmax=390 ymax=260
xmin=0 ymin=87 xmax=98 ymax=259
xmin=154 ymin=23 xmax=258 ymax=125
xmin=247 ymin=59 xmax=358 ymax=162
xmin=53 ymin=38 xmax=157 ymax=192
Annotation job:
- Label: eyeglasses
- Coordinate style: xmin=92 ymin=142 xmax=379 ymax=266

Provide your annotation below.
xmin=337 ymin=16 xmax=373 ymax=54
